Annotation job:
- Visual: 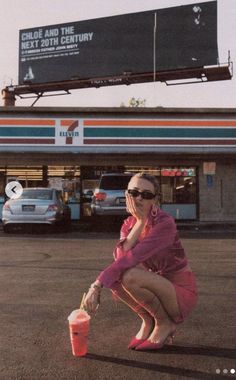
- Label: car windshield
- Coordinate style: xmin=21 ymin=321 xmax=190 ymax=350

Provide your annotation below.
xmin=100 ymin=175 xmax=132 ymax=190
xmin=19 ymin=189 xmax=53 ymax=200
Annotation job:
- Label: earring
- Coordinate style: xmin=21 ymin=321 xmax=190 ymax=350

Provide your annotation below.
xmin=151 ymin=204 xmax=158 ymax=217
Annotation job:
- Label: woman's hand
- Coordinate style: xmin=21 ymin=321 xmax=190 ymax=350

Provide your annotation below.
xmin=83 ymin=283 xmax=101 ymax=314
xmin=125 ymin=192 xmax=148 ymax=222
xmin=123 ymin=193 xmax=149 ymax=252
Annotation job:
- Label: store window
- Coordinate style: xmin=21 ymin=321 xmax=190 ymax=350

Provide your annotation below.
xmin=160 ymin=167 xmax=196 ymax=204
xmin=48 ymin=166 xmax=80 ymax=202
xmin=5 ymin=166 xmax=44 ymax=187
xmin=160 ymin=167 xmax=197 ymax=220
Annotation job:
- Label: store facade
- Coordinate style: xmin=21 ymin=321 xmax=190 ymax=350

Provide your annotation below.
xmin=0 ymin=106 xmax=235 ymax=223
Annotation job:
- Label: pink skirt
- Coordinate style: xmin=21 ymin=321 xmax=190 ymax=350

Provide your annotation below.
xmin=164 ymin=271 xmax=198 ymax=324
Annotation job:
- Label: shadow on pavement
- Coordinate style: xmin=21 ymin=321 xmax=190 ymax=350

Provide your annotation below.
xmin=153 ymin=344 xmax=236 ymax=359
xmin=85 ymin=351 xmax=231 ymax=380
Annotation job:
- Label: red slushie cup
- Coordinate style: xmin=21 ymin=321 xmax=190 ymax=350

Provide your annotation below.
xmin=68 ymin=309 xmax=91 ymax=357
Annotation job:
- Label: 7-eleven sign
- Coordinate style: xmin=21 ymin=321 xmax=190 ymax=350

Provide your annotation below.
xmin=56 ymin=119 xmax=82 ymax=146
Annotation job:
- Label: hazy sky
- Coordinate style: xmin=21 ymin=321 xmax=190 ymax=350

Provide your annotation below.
xmin=0 ymin=0 xmax=235 ymax=108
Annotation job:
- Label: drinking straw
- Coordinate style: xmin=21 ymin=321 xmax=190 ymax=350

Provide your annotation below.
xmin=80 ymin=292 xmax=87 ymax=310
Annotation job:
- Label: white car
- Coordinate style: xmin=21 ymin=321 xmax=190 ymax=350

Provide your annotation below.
xmin=2 ymin=187 xmax=71 ymax=232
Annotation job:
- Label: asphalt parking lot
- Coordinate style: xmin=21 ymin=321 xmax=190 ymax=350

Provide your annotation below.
xmin=0 ymin=226 xmax=235 ymax=380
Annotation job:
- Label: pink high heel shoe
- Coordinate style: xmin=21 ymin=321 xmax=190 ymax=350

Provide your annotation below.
xmin=135 ymin=331 xmax=175 ymax=351
xmin=128 ymin=317 xmax=155 ymax=349
xmin=128 ymin=337 xmax=146 ymax=349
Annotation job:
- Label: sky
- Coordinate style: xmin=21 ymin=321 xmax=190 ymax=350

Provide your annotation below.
xmin=0 ymin=0 xmax=235 ymax=108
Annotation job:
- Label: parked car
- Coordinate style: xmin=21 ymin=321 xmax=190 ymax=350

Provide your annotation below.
xmin=2 ymin=187 xmax=71 ymax=232
xmin=90 ymin=173 xmax=133 ymax=217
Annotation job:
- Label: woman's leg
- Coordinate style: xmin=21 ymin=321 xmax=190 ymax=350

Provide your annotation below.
xmin=112 ymin=283 xmax=154 ymax=339
xmin=121 ymin=267 xmax=180 ymax=343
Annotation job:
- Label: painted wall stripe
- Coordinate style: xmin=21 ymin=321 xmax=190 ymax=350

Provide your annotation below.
xmin=0 ymin=138 xmax=55 ymax=144
xmin=84 ymin=127 xmax=236 ymax=138
xmin=84 ymin=119 xmax=236 ymax=127
xmin=0 ymin=127 xmax=55 ymax=137
xmin=0 ymin=119 xmax=55 ymax=126
xmin=84 ymin=139 xmax=236 ymax=145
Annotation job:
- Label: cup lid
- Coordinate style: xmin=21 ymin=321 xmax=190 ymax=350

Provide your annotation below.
xmin=68 ymin=309 xmax=90 ymax=323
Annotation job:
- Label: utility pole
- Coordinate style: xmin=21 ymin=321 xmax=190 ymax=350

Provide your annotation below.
xmin=1 ymin=86 xmax=16 ymax=106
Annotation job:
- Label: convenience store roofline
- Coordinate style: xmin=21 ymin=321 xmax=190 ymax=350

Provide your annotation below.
xmin=0 ymin=146 xmax=236 ymax=155
xmin=0 ymin=106 xmax=236 ymax=157
xmin=0 ymin=106 xmax=236 ymax=115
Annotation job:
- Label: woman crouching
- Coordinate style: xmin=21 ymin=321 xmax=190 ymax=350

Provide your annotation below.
xmin=84 ymin=172 xmax=198 ymax=350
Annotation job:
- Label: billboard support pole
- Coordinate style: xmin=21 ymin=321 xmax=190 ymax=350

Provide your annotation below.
xmin=1 ymin=87 xmax=16 ymax=107
xmin=153 ymin=12 xmax=157 ymax=82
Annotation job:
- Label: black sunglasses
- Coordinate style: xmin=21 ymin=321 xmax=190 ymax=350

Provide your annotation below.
xmin=127 ymin=189 xmax=156 ymax=200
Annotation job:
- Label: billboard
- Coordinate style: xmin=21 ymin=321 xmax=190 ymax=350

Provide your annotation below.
xmin=19 ymin=1 xmax=218 ymax=86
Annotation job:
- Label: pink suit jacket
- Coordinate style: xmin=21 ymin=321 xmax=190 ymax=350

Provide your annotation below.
xmin=97 ymin=208 xmax=188 ymax=290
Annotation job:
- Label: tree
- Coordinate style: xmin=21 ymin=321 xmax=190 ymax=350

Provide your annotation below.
xmin=120 ymin=97 xmax=147 ymax=108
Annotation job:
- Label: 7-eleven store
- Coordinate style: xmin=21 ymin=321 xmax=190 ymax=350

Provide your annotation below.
xmin=0 ymin=106 xmax=235 ymax=224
